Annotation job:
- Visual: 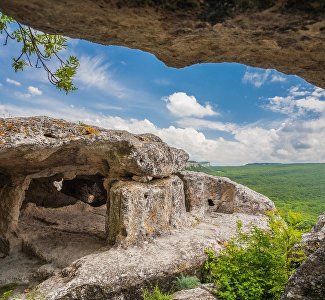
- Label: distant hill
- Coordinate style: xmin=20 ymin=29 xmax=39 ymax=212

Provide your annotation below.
xmin=245 ymin=163 xmax=283 ymax=166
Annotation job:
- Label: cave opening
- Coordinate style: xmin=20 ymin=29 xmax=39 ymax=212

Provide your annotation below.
xmin=208 ymin=199 xmax=215 ymax=207
xmin=23 ymin=173 xmax=107 ymax=208
xmin=18 ymin=173 xmax=108 ymax=268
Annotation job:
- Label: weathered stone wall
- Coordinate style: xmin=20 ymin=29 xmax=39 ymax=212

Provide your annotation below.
xmin=0 ymin=117 xmax=188 ymax=254
xmin=178 ymin=171 xmax=275 ymax=216
xmin=0 ymin=117 xmax=278 ymax=299
xmin=0 ymin=117 xmax=275 ymax=257
xmin=0 ymin=0 xmax=324 ymax=87
xmin=108 ymin=175 xmax=187 ymax=245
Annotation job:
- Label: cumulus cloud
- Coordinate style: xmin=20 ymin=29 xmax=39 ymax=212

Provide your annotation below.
xmin=242 ymin=69 xmax=286 ymax=87
xmin=14 ymin=86 xmax=43 ymax=99
xmin=27 ymin=86 xmax=42 ymax=96
xmin=75 ymin=55 xmax=128 ymax=99
xmin=266 ymin=86 xmax=325 ymax=116
xmin=164 ymin=92 xmax=217 ymax=118
xmin=6 ymin=78 xmax=21 ymax=86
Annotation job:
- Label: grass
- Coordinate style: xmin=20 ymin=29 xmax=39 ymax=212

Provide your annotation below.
xmin=187 ymin=163 xmax=325 ymax=227
xmin=173 ymin=275 xmax=201 ymax=291
xmin=142 ymin=286 xmax=172 ymax=300
xmin=0 ymin=288 xmax=44 ymax=300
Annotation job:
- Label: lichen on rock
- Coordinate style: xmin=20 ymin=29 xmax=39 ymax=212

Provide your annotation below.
xmin=0 ymin=117 xmax=276 ymax=299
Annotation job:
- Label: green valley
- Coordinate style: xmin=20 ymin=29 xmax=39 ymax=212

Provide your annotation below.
xmin=188 ymin=163 xmax=325 ymax=227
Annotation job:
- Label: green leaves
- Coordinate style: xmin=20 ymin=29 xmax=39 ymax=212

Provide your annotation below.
xmin=55 ymin=56 xmax=79 ymax=93
xmin=202 ymin=211 xmax=306 ymax=300
xmin=173 ymin=275 xmax=201 ymax=291
xmin=0 ymin=13 xmax=13 ymax=31
xmin=0 ymin=12 xmax=79 ymax=93
xmin=12 ymin=58 xmax=27 ymax=72
xmin=142 ymin=285 xmax=173 ymax=300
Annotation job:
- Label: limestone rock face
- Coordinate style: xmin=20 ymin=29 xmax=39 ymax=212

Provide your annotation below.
xmin=0 ymin=1 xmax=324 ymax=87
xmin=0 ymin=117 xmax=188 ymax=178
xmin=178 ymin=171 xmax=275 ymax=216
xmin=0 ymin=116 xmax=277 ymax=298
xmin=302 ymin=211 xmax=325 ymax=255
xmin=0 ymin=117 xmax=188 ymax=253
xmin=281 ymin=242 xmax=325 ymax=300
xmin=108 ymin=175 xmax=187 ymax=246
xmin=282 ymin=211 xmax=325 ymax=300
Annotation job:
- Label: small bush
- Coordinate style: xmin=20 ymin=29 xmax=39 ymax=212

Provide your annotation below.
xmin=142 ymin=285 xmax=172 ymax=300
xmin=202 ymin=211 xmax=306 ymax=300
xmin=0 ymin=290 xmax=13 ymax=300
xmin=0 ymin=289 xmax=45 ymax=300
xmin=173 ymin=275 xmax=201 ymax=291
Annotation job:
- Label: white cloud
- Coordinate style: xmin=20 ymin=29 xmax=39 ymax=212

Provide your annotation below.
xmin=6 ymin=78 xmax=21 ymax=86
xmin=271 ymin=74 xmax=287 ymax=83
xmin=27 ymin=86 xmax=42 ymax=96
xmin=164 ymin=92 xmax=217 ymax=118
xmin=75 ymin=56 xmax=128 ymax=99
xmin=2 ymin=86 xmax=325 ymax=166
xmin=14 ymin=86 xmax=43 ymax=99
xmin=242 ymin=69 xmax=271 ymax=87
xmin=289 ymin=86 xmax=309 ymax=97
xmin=177 ymin=117 xmax=237 ymax=132
xmin=242 ymin=69 xmax=286 ymax=87
xmin=266 ymin=86 xmax=325 ymax=116
xmin=14 ymin=91 xmax=31 ymax=99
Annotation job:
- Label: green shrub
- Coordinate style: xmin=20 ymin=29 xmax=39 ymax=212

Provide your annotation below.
xmin=0 ymin=290 xmax=13 ymax=300
xmin=142 ymin=285 xmax=172 ymax=300
xmin=173 ymin=275 xmax=201 ymax=291
xmin=202 ymin=211 xmax=306 ymax=300
xmin=0 ymin=289 xmax=45 ymax=300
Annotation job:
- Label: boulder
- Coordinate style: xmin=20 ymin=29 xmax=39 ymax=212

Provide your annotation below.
xmin=0 ymin=1 xmax=324 ymax=87
xmin=281 ymin=242 xmax=325 ymax=300
xmin=282 ymin=211 xmax=325 ymax=300
xmin=178 ymin=171 xmax=275 ymax=216
xmin=0 ymin=117 xmax=188 ymax=179
xmin=108 ymin=176 xmax=187 ymax=246
xmin=302 ymin=211 xmax=325 ymax=256
xmin=173 ymin=286 xmax=216 ymax=300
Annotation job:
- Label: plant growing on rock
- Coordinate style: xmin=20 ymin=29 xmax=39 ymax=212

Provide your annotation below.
xmin=142 ymin=285 xmax=173 ymax=300
xmin=202 ymin=211 xmax=306 ymax=300
xmin=173 ymin=275 xmax=201 ymax=291
xmin=0 ymin=12 xmax=79 ymax=93
xmin=0 ymin=290 xmax=12 ymax=300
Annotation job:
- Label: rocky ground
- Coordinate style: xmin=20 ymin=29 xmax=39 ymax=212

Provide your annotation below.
xmin=1 ymin=210 xmax=268 ymax=299
xmin=38 ymin=212 xmax=267 ymax=300
xmin=173 ymin=284 xmax=216 ymax=300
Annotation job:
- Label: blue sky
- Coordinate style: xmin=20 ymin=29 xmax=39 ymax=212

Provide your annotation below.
xmin=1 ymin=37 xmax=325 ymax=165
